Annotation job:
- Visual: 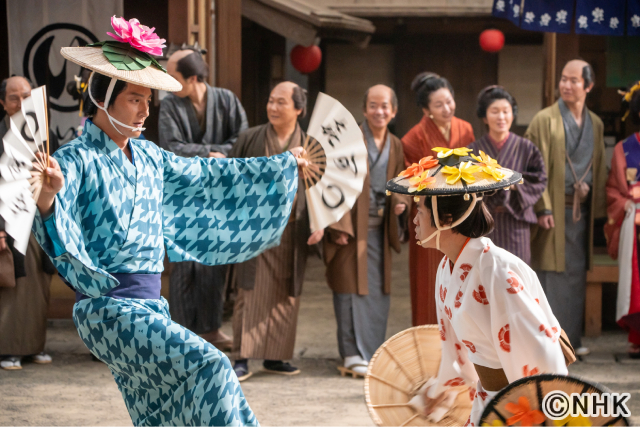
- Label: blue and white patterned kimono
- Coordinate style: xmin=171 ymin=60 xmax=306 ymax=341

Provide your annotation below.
xmin=33 ymin=120 xmax=298 ymax=426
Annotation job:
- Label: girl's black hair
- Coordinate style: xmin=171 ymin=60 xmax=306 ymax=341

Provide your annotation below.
xmin=410 ymin=72 xmax=454 ymax=109
xmin=476 ymin=85 xmax=518 ymax=119
xmin=424 ymin=193 xmax=494 ymax=238
xmin=83 ymin=73 xmax=128 ymax=117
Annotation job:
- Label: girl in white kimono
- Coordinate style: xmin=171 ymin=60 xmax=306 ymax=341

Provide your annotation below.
xmin=386 ymin=148 xmax=570 ymax=425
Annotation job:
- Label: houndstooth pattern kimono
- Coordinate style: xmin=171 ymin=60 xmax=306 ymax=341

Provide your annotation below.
xmin=32 ymin=120 xmax=298 ymax=426
xmin=429 ymin=237 xmax=567 ymax=426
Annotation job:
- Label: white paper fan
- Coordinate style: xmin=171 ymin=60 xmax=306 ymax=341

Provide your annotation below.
xmin=302 ymin=93 xmax=368 ymax=233
xmin=0 ymin=86 xmax=49 ymax=254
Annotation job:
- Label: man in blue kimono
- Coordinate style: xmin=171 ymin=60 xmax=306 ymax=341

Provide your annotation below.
xmin=31 ymin=19 xmax=306 ymax=426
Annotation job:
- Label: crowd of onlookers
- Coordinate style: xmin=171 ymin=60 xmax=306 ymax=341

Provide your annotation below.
xmin=1 ymin=50 xmax=638 ymax=374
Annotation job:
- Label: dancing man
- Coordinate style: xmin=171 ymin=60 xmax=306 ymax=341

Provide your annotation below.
xmin=31 ymin=17 xmax=305 ymax=426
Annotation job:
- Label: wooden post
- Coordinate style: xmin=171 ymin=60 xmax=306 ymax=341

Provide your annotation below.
xmin=543 ymin=32 xmax=557 ymax=107
xmin=215 ymin=0 xmax=242 ymax=97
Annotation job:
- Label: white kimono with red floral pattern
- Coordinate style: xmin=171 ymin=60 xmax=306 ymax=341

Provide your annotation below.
xmin=427 ymin=237 xmax=568 ymax=426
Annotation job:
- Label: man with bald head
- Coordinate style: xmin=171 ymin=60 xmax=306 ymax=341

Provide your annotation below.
xmin=0 ymin=76 xmax=55 ymax=370
xmin=159 ymin=48 xmax=248 ymax=351
xmin=229 ymin=81 xmax=321 ymax=380
xmin=525 ymin=60 xmax=607 ymax=355
xmin=324 ymin=84 xmax=408 ymax=377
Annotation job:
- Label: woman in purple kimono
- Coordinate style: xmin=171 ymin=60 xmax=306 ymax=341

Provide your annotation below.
xmin=469 ymin=86 xmax=547 ymax=264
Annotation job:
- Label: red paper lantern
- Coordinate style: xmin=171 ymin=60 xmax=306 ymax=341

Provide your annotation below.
xmin=479 ymin=29 xmax=505 ymax=53
xmin=290 ymin=45 xmax=322 ymax=74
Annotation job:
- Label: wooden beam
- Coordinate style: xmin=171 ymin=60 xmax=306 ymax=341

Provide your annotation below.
xmin=543 ymin=32 xmax=556 ymax=107
xmin=216 ymin=0 xmax=242 ymax=96
xmin=242 ymin=0 xmax=317 ymax=46
xmin=168 ymin=0 xmax=190 ymax=44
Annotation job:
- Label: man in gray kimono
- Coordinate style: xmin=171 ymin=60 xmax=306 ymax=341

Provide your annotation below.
xmin=159 ymin=48 xmax=248 ymax=349
xmin=525 ymin=60 xmax=607 ymax=356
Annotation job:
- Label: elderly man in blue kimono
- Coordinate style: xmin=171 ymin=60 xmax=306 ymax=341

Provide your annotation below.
xmin=31 ymin=19 xmax=306 ymax=426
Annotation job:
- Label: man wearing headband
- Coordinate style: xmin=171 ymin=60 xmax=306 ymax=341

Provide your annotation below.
xmin=525 ymin=59 xmax=607 ymax=357
xmin=30 ymin=17 xmax=306 ymax=426
xmin=387 ymin=149 xmax=569 ymax=425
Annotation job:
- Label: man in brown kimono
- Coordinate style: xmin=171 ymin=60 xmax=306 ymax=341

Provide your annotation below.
xmin=525 ymin=60 xmax=607 ymax=356
xmin=0 ymin=76 xmax=55 ymax=370
xmin=229 ymin=81 xmax=322 ymax=381
xmin=324 ymin=85 xmax=408 ymax=377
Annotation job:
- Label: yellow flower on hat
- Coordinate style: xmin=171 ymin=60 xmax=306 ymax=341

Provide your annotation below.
xmin=408 ymin=171 xmax=436 ymax=193
xmin=471 ymin=151 xmax=500 ymax=167
xmin=552 ymin=414 xmax=592 ymax=426
xmin=432 ymin=147 xmax=473 ymax=159
xmin=442 ymin=161 xmax=481 ymax=185
xmin=471 ymin=151 xmax=505 ymax=181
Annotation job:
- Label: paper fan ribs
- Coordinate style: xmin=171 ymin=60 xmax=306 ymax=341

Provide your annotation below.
xmin=300 ymin=93 xmax=368 ymax=233
xmin=0 ymin=85 xmax=50 ymax=254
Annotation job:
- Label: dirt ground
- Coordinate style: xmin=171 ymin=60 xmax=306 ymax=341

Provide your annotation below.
xmin=1 ymin=249 xmax=639 ymax=426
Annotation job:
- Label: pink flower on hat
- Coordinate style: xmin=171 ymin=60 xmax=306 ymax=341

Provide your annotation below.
xmin=107 ymin=16 xmax=166 ymax=56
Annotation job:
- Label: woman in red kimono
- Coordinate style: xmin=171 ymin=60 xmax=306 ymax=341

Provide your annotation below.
xmin=604 ymin=82 xmax=640 ymax=358
xmin=402 ymin=72 xmax=475 ymax=325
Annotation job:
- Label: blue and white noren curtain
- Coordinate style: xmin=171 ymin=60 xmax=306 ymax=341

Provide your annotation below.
xmin=492 ymin=0 xmax=640 ymax=36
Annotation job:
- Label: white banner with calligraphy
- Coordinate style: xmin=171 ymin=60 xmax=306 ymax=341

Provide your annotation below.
xmin=7 ymin=0 xmax=123 ymax=143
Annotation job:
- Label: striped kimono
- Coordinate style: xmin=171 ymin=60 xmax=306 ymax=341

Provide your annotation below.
xmin=469 ymin=133 xmax=547 ymax=264
xmin=32 ymin=120 xmax=297 ymax=426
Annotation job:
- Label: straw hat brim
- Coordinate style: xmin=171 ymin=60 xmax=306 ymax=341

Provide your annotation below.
xmin=479 ymin=374 xmax=630 ymax=426
xmin=386 ymin=159 xmax=523 ymax=197
xmin=61 ymin=47 xmax=182 ymax=92
xmin=365 ymin=325 xmax=473 ymax=426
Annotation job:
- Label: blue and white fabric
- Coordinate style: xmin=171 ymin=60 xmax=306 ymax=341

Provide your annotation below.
xmin=32 ymin=120 xmax=298 ymax=425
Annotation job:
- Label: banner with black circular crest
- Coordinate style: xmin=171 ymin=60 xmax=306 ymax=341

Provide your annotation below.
xmin=6 ymin=0 xmax=123 ymax=143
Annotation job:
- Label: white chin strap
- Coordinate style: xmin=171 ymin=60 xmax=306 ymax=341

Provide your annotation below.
xmin=419 ymin=193 xmax=483 ymax=251
xmin=87 ymin=71 xmax=145 ymax=135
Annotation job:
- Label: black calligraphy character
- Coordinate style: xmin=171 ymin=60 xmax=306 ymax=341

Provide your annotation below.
xmin=6 ymin=158 xmax=28 ymax=179
xmin=334 ymin=155 xmax=358 ymax=176
xmin=321 ymin=185 xmax=345 ymax=209
xmin=322 ymin=124 xmax=340 ymax=148
xmin=8 ymin=191 xmax=30 ymax=216
xmin=20 ymin=112 xmax=39 ymax=142
xmin=334 ymin=119 xmax=346 ymax=134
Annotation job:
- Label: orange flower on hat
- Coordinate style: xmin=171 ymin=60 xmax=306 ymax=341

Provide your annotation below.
xmin=398 ymin=156 xmax=439 ymax=178
xmin=505 ymin=396 xmax=545 ymax=426
xmin=408 ymin=171 xmax=436 ymax=193
xmin=442 ymin=161 xmax=481 ymax=185
xmin=433 ymin=146 xmax=473 ymax=158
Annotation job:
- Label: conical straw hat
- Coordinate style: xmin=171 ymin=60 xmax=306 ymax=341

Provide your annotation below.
xmin=61 ymin=46 xmax=182 ymax=92
xmin=386 ymin=148 xmax=522 ymax=197
xmin=365 ymin=325 xmax=473 ymax=426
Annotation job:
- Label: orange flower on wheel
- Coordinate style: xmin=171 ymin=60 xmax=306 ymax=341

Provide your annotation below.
xmin=398 ymin=156 xmax=439 ymax=178
xmin=505 ymin=396 xmax=545 ymax=426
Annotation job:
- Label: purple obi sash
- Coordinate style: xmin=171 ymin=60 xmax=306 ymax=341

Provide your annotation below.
xmin=70 ymin=273 xmax=162 ymax=302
